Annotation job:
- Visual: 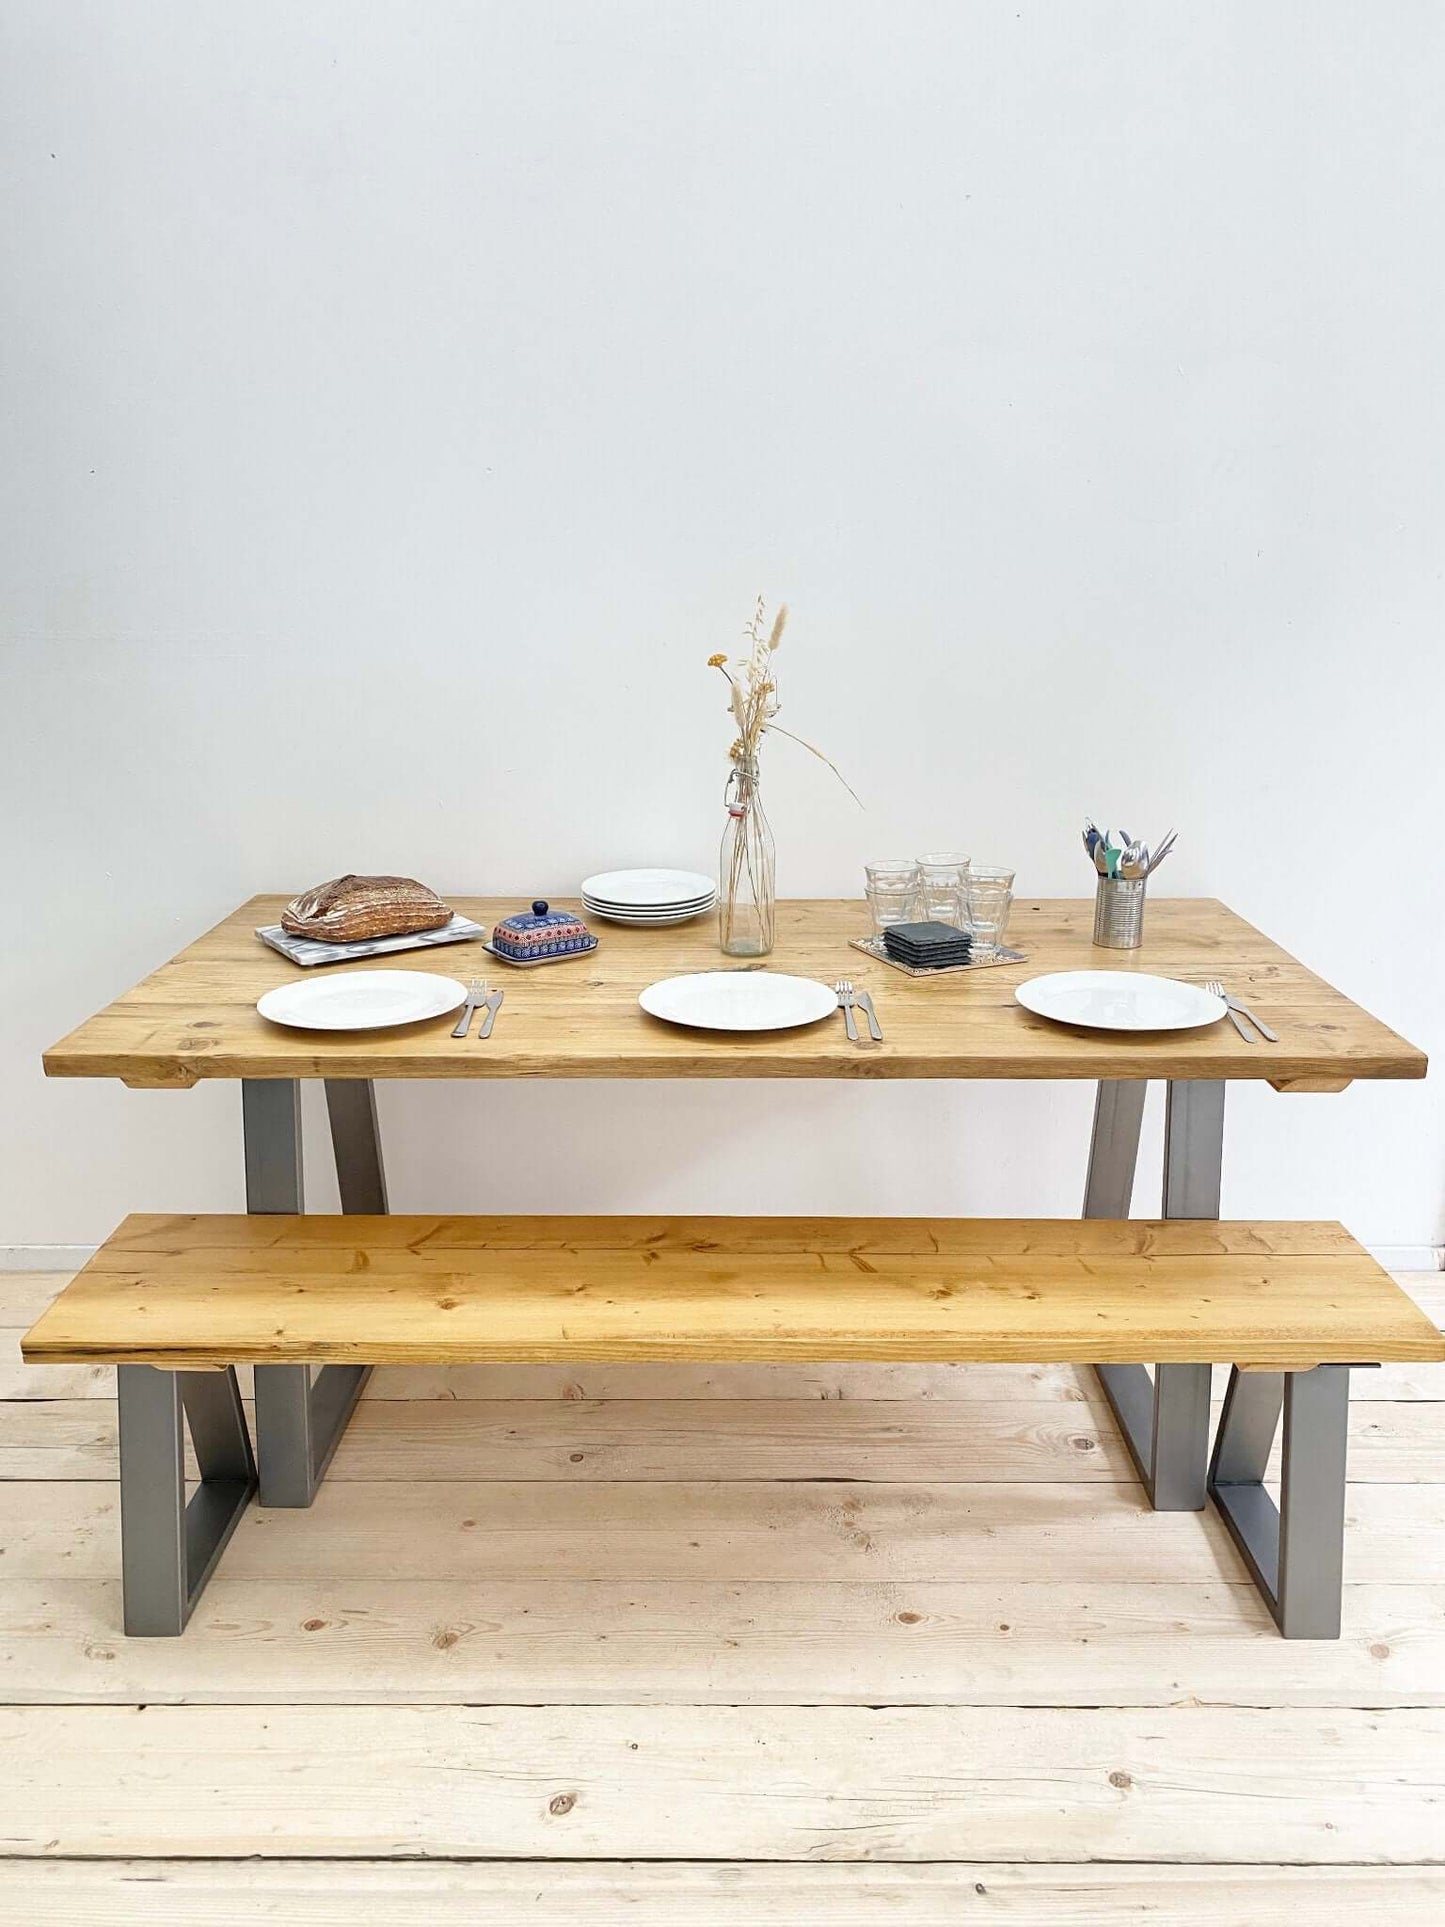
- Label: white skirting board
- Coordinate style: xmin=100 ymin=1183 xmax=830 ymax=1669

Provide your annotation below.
xmin=1 ymin=1242 xmax=1441 ymax=1273
xmin=1371 ymin=1246 xmax=1445 ymax=1272
xmin=0 ymin=1247 xmax=102 ymax=1273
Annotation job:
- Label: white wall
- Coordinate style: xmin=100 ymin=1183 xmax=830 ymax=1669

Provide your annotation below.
xmin=2 ymin=1 xmax=1442 ymax=1260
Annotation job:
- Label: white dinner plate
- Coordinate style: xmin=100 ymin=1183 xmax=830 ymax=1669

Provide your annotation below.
xmin=583 ymin=889 xmax=714 ymax=906
xmin=585 ymin=909 xmax=716 ymax=924
xmin=581 ymin=868 xmax=717 ymax=908
xmin=589 ymin=914 xmax=715 ymax=928
xmin=585 ymin=900 xmax=715 ymax=926
xmin=639 ymin=971 xmax=839 ymax=1032
xmin=257 ymin=969 xmax=468 ymax=1032
xmin=1015 ymin=971 xmax=1227 ymax=1033
xmin=584 ymin=892 xmax=715 ymax=912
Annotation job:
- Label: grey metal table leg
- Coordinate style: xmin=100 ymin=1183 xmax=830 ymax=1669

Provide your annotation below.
xmin=1082 ymin=1080 xmax=1147 ymax=1220
xmin=1209 ymin=1364 xmax=1351 ymax=1638
xmin=118 ymin=1364 xmax=256 ymax=1636
xmin=1162 ymin=1077 xmax=1225 ymax=1219
xmin=244 ymin=1078 xmax=382 ymax=1508
xmin=322 ymin=1082 xmax=385 ymax=1474
xmin=1088 ymin=1080 xmax=1221 ymax=1512
xmin=324 ymin=1079 xmax=389 ymax=1213
xmin=1150 ymin=1080 xmax=1223 ymax=1508
xmin=1085 ymin=1081 xmax=1159 ymax=1491
xmin=242 ymin=1077 xmax=304 ymax=1214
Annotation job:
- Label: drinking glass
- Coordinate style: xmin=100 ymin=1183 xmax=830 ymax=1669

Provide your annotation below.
xmin=963 ymin=864 xmax=1015 ymax=958
xmin=864 ymin=861 xmax=921 ymax=935
xmin=916 ymin=853 xmax=970 ymax=925
xmin=867 ymin=884 xmax=923 ymax=935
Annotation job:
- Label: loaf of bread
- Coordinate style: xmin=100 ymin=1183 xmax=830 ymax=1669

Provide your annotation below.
xmin=281 ymin=875 xmax=453 ymax=943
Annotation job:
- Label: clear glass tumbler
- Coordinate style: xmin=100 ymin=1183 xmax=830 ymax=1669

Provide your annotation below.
xmin=916 ymin=853 xmax=970 ymax=925
xmin=866 ymin=884 xmax=923 ymax=935
xmin=963 ymin=863 xmax=1015 ymax=958
xmin=864 ymin=861 xmax=921 ymax=936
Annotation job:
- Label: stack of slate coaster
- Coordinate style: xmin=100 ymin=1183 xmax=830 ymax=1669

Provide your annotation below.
xmin=882 ymin=920 xmax=974 ymax=970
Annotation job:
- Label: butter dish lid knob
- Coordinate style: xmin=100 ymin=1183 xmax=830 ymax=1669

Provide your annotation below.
xmin=532 ymin=900 xmax=549 ymax=917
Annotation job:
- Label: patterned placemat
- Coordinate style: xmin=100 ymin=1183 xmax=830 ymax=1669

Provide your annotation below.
xmin=256 ymin=914 xmax=488 ymax=968
xmin=848 ymin=934 xmax=1026 ymax=978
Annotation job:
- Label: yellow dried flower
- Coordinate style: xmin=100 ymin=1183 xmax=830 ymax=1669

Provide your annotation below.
xmin=707 ymin=652 xmax=727 ymax=667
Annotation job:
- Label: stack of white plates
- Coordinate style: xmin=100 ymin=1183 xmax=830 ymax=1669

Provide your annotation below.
xmin=581 ymin=868 xmax=718 ymax=927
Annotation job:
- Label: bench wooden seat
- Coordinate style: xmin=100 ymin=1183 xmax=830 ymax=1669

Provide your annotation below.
xmin=24 ymin=1213 xmax=1444 ymax=1639
xmin=24 ymin=1213 xmax=1443 ymax=1368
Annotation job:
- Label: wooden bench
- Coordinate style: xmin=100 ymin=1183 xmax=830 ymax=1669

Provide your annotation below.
xmin=23 ymin=1213 xmax=1445 ymax=1638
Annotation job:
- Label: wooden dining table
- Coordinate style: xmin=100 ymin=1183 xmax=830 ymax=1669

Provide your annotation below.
xmin=44 ymin=894 xmax=1427 ymax=1510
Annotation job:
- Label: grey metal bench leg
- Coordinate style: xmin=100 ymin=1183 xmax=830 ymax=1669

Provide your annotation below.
xmin=1209 ymin=1363 xmax=1351 ymax=1638
xmin=244 ymin=1078 xmax=379 ymax=1508
xmin=1086 ymin=1079 xmax=1222 ymax=1511
xmin=117 ymin=1364 xmax=256 ymax=1636
xmin=252 ymin=1361 xmax=371 ymax=1507
xmin=1094 ymin=1356 xmax=1213 ymax=1511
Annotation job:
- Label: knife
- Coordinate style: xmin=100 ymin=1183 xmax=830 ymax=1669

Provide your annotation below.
xmin=477 ymin=987 xmax=505 ymax=1039
xmin=1224 ymin=993 xmax=1278 ymax=1043
xmin=856 ymin=989 xmax=884 ymax=1042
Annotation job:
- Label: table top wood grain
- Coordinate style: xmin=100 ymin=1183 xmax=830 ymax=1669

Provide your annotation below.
xmin=24 ymin=1213 xmax=1445 ymax=1367
xmin=41 ymin=896 xmax=1426 ymax=1091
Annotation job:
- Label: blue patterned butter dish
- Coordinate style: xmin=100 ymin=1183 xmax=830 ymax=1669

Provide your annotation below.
xmin=490 ymin=900 xmax=598 ymax=963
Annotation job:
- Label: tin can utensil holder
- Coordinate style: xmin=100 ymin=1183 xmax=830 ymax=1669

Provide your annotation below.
xmin=1093 ymin=875 xmax=1145 ymax=948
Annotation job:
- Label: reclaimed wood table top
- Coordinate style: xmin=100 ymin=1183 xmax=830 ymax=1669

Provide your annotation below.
xmin=24 ymin=1214 xmax=1445 ymax=1367
xmin=42 ymin=896 xmax=1425 ymax=1092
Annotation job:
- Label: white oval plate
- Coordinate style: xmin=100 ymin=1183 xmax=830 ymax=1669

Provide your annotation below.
xmin=258 ymin=969 xmax=468 ymax=1032
xmin=1015 ymin=970 xmax=1227 ymax=1033
xmin=582 ymin=868 xmax=716 ymax=908
xmin=640 ymin=971 xmax=838 ymax=1032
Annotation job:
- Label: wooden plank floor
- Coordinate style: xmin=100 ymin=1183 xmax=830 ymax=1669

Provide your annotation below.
xmin=1 ymin=1271 xmax=1443 ymax=1923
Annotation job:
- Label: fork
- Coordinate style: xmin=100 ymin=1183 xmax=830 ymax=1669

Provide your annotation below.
xmin=1205 ymin=979 xmax=1262 ymax=1045
xmin=1206 ymin=979 xmax=1278 ymax=1043
xmin=834 ymin=979 xmax=861 ymax=1044
xmin=451 ymin=977 xmax=488 ymax=1039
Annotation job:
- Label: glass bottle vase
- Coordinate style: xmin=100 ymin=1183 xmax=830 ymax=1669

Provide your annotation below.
xmin=718 ymin=759 xmax=776 ymax=956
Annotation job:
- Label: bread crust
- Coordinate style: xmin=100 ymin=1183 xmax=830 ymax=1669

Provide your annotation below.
xmin=281 ymin=874 xmax=453 ymax=942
